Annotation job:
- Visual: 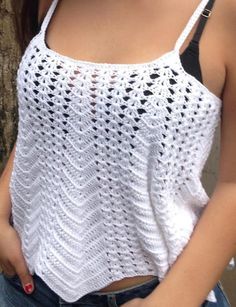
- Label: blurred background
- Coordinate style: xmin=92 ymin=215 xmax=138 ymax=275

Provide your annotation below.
xmin=0 ymin=0 xmax=235 ymax=305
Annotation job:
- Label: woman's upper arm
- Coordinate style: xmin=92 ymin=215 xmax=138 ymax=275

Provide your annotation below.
xmin=38 ymin=0 xmax=53 ymax=25
xmin=217 ymin=0 xmax=236 ymax=184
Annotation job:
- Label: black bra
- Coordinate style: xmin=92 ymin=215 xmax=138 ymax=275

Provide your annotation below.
xmin=180 ymin=0 xmax=215 ymax=84
xmin=39 ymin=0 xmax=215 ymax=85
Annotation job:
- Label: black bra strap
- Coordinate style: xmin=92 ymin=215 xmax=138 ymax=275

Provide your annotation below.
xmin=191 ymin=0 xmax=216 ymax=44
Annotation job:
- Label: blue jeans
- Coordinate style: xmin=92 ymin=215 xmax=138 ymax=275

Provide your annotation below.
xmin=0 ymin=272 xmax=231 ymax=307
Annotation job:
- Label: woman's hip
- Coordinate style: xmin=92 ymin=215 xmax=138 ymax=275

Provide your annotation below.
xmin=0 ymin=272 xmax=231 ymax=307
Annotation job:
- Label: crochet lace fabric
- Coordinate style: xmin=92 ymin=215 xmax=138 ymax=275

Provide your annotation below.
xmin=9 ymin=0 xmax=234 ymax=303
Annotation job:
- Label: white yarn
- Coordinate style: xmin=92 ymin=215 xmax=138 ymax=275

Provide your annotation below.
xmin=9 ymin=0 xmax=234 ymax=303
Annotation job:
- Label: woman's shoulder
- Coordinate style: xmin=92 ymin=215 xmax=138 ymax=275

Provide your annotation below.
xmin=218 ymin=0 xmax=236 ymax=67
xmin=38 ymin=0 xmax=54 ymax=26
xmin=223 ymin=0 xmax=236 ymax=16
xmin=217 ymin=0 xmax=236 ymax=39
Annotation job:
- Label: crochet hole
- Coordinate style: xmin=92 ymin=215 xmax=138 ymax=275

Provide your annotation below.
xmin=140 ymin=99 xmax=147 ymax=105
xmin=143 ymin=90 xmax=153 ymax=96
xmin=169 ymin=78 xmax=177 ymax=85
xmin=150 ymin=73 xmax=160 ymax=79
xmin=166 ymin=107 xmax=172 ymax=114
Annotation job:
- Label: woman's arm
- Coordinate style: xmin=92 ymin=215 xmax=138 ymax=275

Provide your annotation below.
xmin=145 ymin=185 xmax=236 ymax=307
xmin=0 ymin=143 xmax=16 ymax=224
xmin=0 ymin=142 xmax=35 ymax=293
xmin=142 ymin=2 xmax=236 ymax=307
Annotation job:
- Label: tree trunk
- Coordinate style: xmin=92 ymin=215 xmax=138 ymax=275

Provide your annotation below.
xmin=0 ymin=0 xmax=21 ymax=174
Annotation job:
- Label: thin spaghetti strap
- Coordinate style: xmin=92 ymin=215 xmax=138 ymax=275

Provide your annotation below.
xmin=174 ymin=0 xmax=211 ymax=52
xmin=39 ymin=0 xmax=59 ymax=34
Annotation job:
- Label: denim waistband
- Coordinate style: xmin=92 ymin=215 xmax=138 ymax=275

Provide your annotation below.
xmin=90 ymin=276 xmax=160 ymax=296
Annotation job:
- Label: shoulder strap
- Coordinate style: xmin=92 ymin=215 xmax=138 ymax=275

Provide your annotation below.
xmin=191 ymin=0 xmax=216 ymax=44
xmin=174 ymin=0 xmax=214 ymax=52
xmin=39 ymin=0 xmax=59 ymax=33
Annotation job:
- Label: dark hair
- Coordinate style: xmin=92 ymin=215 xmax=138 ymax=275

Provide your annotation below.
xmin=13 ymin=0 xmax=39 ymax=55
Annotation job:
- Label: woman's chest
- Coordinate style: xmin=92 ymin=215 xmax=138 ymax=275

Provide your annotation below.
xmin=44 ymin=0 xmax=225 ymax=100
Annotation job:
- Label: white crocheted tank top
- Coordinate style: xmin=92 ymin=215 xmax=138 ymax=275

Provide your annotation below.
xmin=9 ymin=0 xmax=235 ymax=303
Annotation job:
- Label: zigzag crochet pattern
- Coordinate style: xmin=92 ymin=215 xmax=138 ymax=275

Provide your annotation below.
xmin=9 ymin=0 xmax=234 ymax=303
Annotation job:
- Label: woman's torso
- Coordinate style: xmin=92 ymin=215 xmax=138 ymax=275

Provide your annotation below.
xmin=31 ymin=0 xmax=225 ymax=294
